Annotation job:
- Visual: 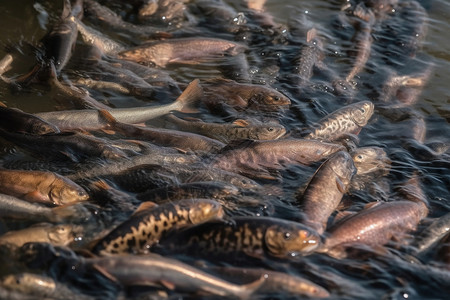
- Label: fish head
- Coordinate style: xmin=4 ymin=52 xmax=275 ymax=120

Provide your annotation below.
xmin=188 ymin=199 xmax=224 ymax=224
xmin=30 ymin=122 xmax=60 ymax=135
xmin=264 ymin=223 xmax=320 ymax=258
xmin=50 ymin=180 xmax=89 ymax=205
xmin=248 ymin=87 xmax=291 ymax=109
xmin=47 ymin=225 xmax=76 ymax=246
xmin=329 ymin=151 xmax=357 ymax=186
xmin=351 ymin=147 xmax=391 ymax=175
xmin=255 ymin=123 xmax=287 ymax=140
xmin=350 ymin=101 xmax=374 ymax=126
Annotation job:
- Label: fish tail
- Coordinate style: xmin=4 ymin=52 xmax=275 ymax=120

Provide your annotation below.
xmin=236 ymin=276 xmax=265 ymax=299
xmin=175 ymin=79 xmax=203 ymax=114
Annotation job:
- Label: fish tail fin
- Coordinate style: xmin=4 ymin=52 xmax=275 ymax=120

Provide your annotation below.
xmin=237 ymin=276 xmax=265 ymax=299
xmin=175 ymin=79 xmax=203 ymax=114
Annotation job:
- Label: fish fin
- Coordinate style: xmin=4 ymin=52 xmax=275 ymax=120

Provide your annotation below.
xmin=133 ymin=201 xmax=158 ymax=215
xmin=241 ymin=168 xmax=279 ymax=181
xmin=306 ymin=28 xmax=317 ymax=43
xmin=335 ymin=177 xmax=346 ymax=193
xmin=238 ymin=276 xmax=265 ymax=299
xmin=61 ymin=0 xmax=72 ymax=19
xmin=23 ymin=190 xmax=47 ymax=203
xmin=333 ymin=211 xmax=355 ymax=224
xmin=93 ymin=264 xmax=120 ymax=284
xmin=159 ymin=280 xmax=176 ymax=290
xmin=75 ymin=248 xmax=97 ymax=258
xmin=98 ymin=109 xmax=117 ymax=127
xmin=90 ymin=180 xmax=111 ymax=191
xmin=363 ymin=202 xmax=381 ymax=210
xmin=175 ymin=79 xmax=203 ymax=114
xmin=0 ymin=101 xmax=6 ymax=107
xmin=232 ymin=119 xmax=250 ymax=127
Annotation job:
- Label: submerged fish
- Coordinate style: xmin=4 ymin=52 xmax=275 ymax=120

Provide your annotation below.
xmin=303 ymin=101 xmax=374 ymax=141
xmin=411 ymin=212 xmax=450 ymax=255
xmin=87 ymin=254 xmax=262 ymax=299
xmin=0 ymin=224 xmax=76 ymax=247
xmin=165 ymin=114 xmax=286 ymax=143
xmin=0 ymin=106 xmax=60 ymax=135
xmin=212 ymin=139 xmax=345 ymax=180
xmin=36 ymin=79 xmax=202 ymax=131
xmin=297 ymin=151 xmax=356 ymax=234
xmin=118 ymin=38 xmax=247 ymax=68
xmin=92 ymin=199 xmax=224 ymax=255
xmin=0 ymin=169 xmax=88 ymax=205
xmin=158 ymin=216 xmax=320 ymax=259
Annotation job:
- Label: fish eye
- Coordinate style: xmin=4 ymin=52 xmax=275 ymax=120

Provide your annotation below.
xmin=357 ymin=155 xmax=363 ymax=160
xmin=78 ymin=191 xmax=86 ymax=196
xmin=284 ymin=232 xmax=291 ymax=240
xmin=268 ymin=127 xmax=274 ymax=132
xmin=273 ymin=96 xmax=280 ymax=101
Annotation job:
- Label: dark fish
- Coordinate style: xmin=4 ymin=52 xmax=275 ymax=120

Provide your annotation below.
xmin=36 ymin=79 xmax=202 ymax=131
xmin=98 ymin=109 xmax=225 ymax=153
xmin=411 ymin=212 xmax=450 ymax=255
xmin=87 ymin=254 xmax=262 ymax=299
xmin=165 ymin=114 xmax=286 ymax=143
xmin=202 ymin=78 xmax=291 ymax=112
xmin=0 ymin=106 xmax=59 ymax=135
xmin=118 ymin=38 xmax=247 ymax=68
xmin=297 ymin=151 xmax=356 ymax=234
xmin=136 ymin=181 xmax=240 ymax=203
xmin=303 ymin=101 xmax=374 ymax=141
xmin=0 ymin=193 xmax=89 ymax=223
xmin=92 ymin=199 xmax=224 ymax=255
xmin=212 ymin=139 xmax=345 ymax=180
xmin=205 ymin=266 xmax=330 ymax=298
xmin=0 ymin=224 xmax=76 ymax=247
xmin=158 ymin=217 xmax=320 ymax=259
xmin=0 ymin=169 xmax=88 ymax=205
xmin=0 ymin=130 xmax=127 ymax=162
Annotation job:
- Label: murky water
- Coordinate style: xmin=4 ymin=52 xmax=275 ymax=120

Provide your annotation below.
xmin=0 ymin=0 xmax=449 ymax=299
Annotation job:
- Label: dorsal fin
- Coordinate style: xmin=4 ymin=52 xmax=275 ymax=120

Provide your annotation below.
xmin=232 ymin=119 xmax=250 ymax=127
xmin=363 ymin=202 xmax=382 ymax=210
xmin=306 ymin=28 xmax=317 ymax=43
xmin=132 ymin=201 xmax=158 ymax=216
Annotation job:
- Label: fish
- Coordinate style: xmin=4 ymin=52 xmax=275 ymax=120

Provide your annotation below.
xmin=136 ymin=181 xmax=240 ymax=203
xmin=0 ymin=169 xmax=88 ymax=205
xmin=0 ymin=192 xmax=90 ymax=223
xmin=320 ymin=200 xmax=428 ymax=259
xmin=98 ymin=109 xmax=225 ymax=153
xmin=293 ymin=28 xmax=325 ymax=86
xmin=92 ymin=199 xmax=224 ymax=255
xmin=36 ymin=79 xmax=202 ymax=131
xmin=72 ymin=17 xmax=125 ymax=56
xmin=157 ymin=216 xmax=320 ymax=259
xmin=350 ymin=146 xmax=391 ymax=175
xmin=83 ymin=0 xmax=170 ymax=40
xmin=202 ymin=78 xmax=291 ymax=112
xmin=205 ymin=266 xmax=330 ymax=298
xmin=303 ymin=101 xmax=374 ymax=141
xmin=75 ymin=78 xmax=131 ymax=95
xmin=0 ymin=106 xmax=60 ymax=135
xmin=411 ymin=212 xmax=450 ymax=255
xmin=297 ymin=151 xmax=357 ymax=234
xmin=0 ymin=223 xmax=76 ymax=247
xmin=87 ymin=254 xmax=263 ymax=299
xmin=165 ymin=114 xmax=286 ymax=143
xmin=137 ymin=0 xmax=187 ymax=26
xmin=0 ymin=273 xmax=94 ymax=300
xmin=118 ymin=38 xmax=247 ymax=68
xmin=0 ymin=130 xmax=127 ymax=162
xmin=211 ymin=139 xmax=345 ymax=180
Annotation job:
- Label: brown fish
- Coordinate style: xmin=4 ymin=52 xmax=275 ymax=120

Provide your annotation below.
xmin=0 ymin=169 xmax=88 ymax=205
xmin=297 ymin=151 xmax=356 ymax=234
xmin=350 ymin=147 xmax=391 ymax=175
xmin=165 ymin=114 xmax=286 ymax=143
xmin=0 ymin=224 xmax=76 ymax=247
xmin=118 ymin=38 xmax=247 ymax=68
xmin=211 ymin=139 xmax=345 ymax=180
xmin=0 ymin=106 xmax=59 ymax=135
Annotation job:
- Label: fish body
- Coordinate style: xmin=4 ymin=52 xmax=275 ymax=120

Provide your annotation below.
xmin=212 ymin=139 xmax=345 ymax=179
xmin=36 ymin=79 xmax=202 ymax=131
xmin=202 ymin=79 xmax=291 ymax=111
xmin=0 ymin=169 xmax=88 ymax=205
xmin=411 ymin=212 xmax=450 ymax=255
xmin=321 ymin=200 xmax=428 ymax=258
xmin=165 ymin=114 xmax=286 ymax=143
xmin=305 ymin=101 xmax=374 ymax=141
xmin=92 ymin=199 xmax=224 ymax=255
xmin=118 ymin=38 xmax=247 ymax=67
xmin=0 ymin=224 xmax=75 ymax=247
xmin=87 ymin=254 xmax=262 ymax=299
xmin=0 ymin=107 xmax=59 ymax=135
xmin=297 ymin=151 xmax=356 ymax=234
xmin=293 ymin=28 xmax=324 ymax=85
xmin=137 ymin=181 xmax=240 ymax=203
xmin=158 ymin=217 xmax=320 ymax=259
